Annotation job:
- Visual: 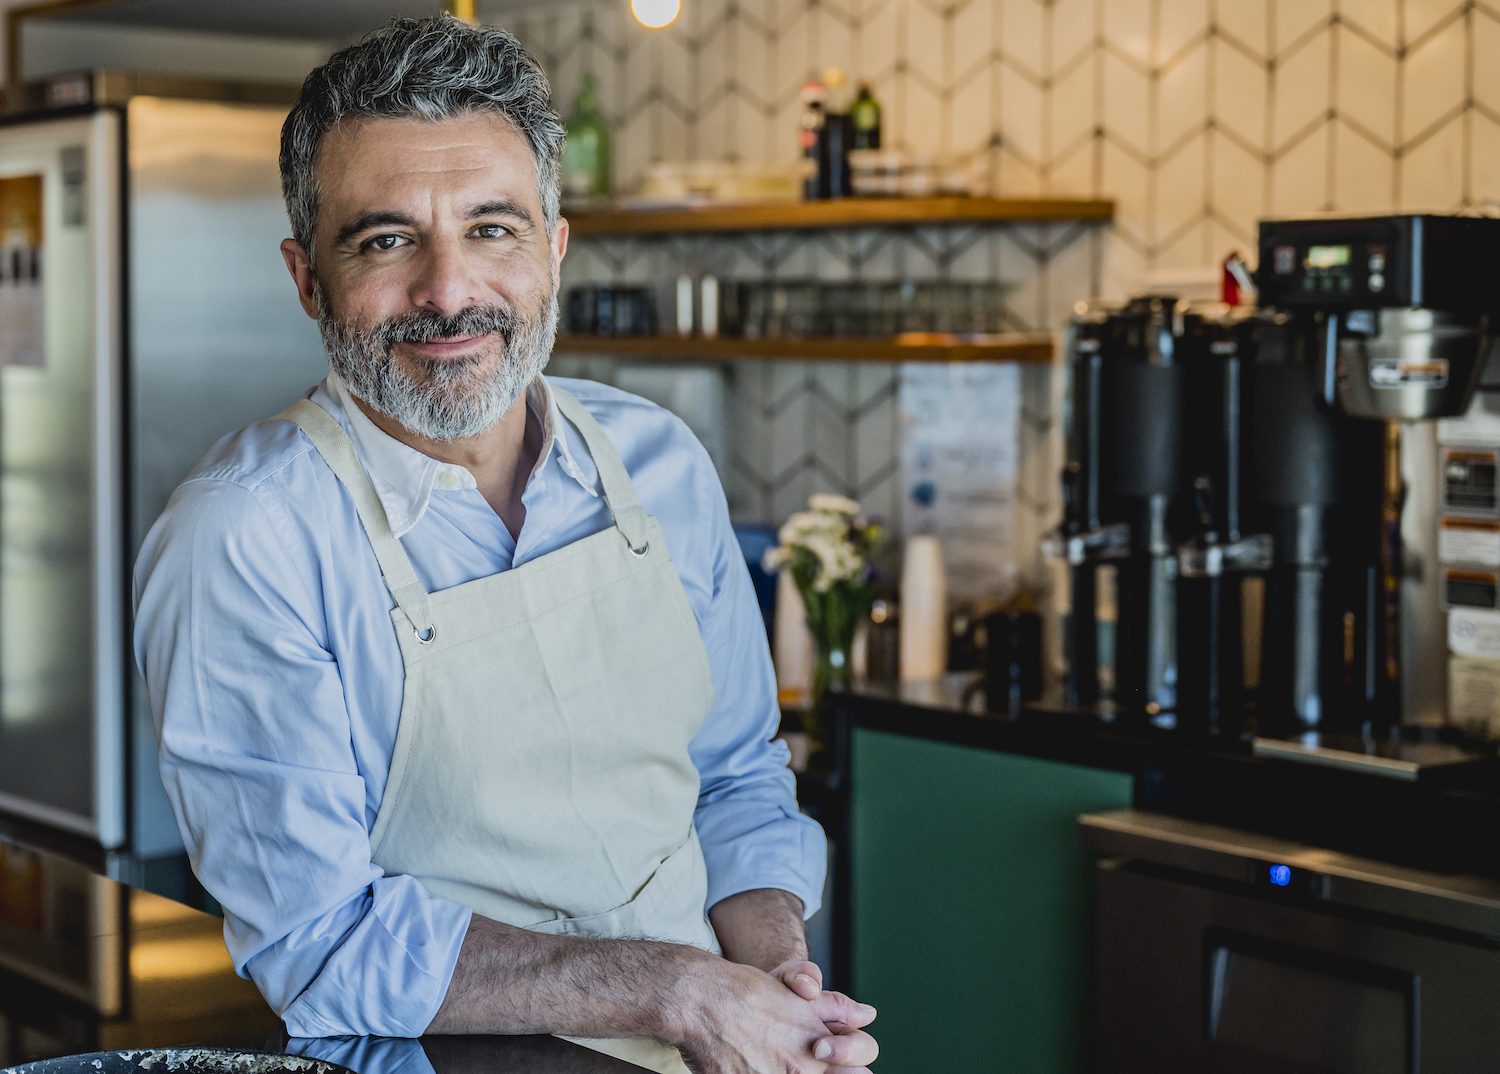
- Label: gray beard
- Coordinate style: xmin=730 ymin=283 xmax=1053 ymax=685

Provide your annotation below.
xmin=316 ymin=291 xmax=558 ymax=442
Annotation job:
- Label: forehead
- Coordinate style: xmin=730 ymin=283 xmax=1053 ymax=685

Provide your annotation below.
xmin=313 ymin=112 xmax=540 ymax=218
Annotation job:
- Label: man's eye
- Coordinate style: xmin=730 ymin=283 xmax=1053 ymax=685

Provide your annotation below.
xmin=472 ymin=224 xmax=509 ymax=239
xmin=364 ymin=234 xmax=409 ymax=252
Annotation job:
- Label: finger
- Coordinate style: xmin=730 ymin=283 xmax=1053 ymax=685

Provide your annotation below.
xmin=772 ymin=958 xmax=824 ymax=1000
xmin=811 ymin=990 xmax=877 ymax=1029
xmin=812 ymin=1029 xmax=878 ymax=1068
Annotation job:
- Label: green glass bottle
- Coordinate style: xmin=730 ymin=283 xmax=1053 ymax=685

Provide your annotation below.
xmin=851 ymin=82 xmax=882 ymax=150
xmin=562 ymin=73 xmax=611 ymax=201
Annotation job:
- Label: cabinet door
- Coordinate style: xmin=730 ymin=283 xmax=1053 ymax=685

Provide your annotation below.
xmin=0 ymin=111 xmax=123 ymax=846
xmin=850 ymin=728 xmax=1132 ymax=1074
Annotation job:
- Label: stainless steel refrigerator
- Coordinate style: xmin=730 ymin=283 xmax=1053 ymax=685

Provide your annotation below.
xmin=0 ymin=72 xmax=327 ymax=859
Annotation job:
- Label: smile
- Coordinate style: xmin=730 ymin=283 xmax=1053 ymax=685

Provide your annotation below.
xmin=397 ymin=334 xmax=496 ymax=358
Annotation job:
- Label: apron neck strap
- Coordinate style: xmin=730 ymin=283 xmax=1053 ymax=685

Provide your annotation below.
xmin=276 ymin=400 xmax=435 ymax=638
xmin=549 ymin=384 xmax=653 ymax=552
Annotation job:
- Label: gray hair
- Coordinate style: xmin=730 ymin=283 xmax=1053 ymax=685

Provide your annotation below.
xmin=280 ymin=15 xmax=564 ymax=259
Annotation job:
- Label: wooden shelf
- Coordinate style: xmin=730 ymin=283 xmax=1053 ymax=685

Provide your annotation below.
xmin=553 ymin=333 xmax=1055 ymax=364
xmin=563 ymin=196 xmax=1114 ymax=236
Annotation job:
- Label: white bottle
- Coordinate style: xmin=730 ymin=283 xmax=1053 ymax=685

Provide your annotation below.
xmin=773 ymin=569 xmax=813 ymax=702
xmin=899 ymin=535 xmax=948 ymax=681
xmin=700 ymin=274 xmax=720 ymax=338
xmin=676 ymin=273 xmax=694 ymax=336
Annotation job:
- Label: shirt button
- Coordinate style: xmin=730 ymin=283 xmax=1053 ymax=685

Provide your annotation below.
xmin=438 ymin=472 xmax=460 ymax=490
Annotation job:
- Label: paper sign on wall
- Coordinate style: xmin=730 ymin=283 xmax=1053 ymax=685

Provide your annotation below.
xmin=898 ymin=363 xmax=1021 ymax=602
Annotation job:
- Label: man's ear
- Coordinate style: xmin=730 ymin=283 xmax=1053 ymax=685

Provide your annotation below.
xmin=550 ymin=216 xmax=569 ymax=291
xmin=280 ymin=238 xmax=321 ymax=320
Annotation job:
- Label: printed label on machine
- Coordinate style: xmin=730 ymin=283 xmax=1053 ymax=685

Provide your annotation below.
xmin=1448 ymin=606 xmax=1500 ymax=657
xmin=1448 ymin=656 xmax=1500 ymax=736
xmin=1439 ymin=519 xmax=1500 ymax=565
xmin=1442 ymin=449 xmax=1500 ymax=516
xmin=1370 ymin=358 xmax=1448 ymax=388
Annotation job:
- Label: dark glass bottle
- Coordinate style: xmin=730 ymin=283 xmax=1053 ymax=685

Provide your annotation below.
xmin=799 ymin=77 xmax=827 ymax=200
xmin=820 ymin=68 xmax=854 ymax=198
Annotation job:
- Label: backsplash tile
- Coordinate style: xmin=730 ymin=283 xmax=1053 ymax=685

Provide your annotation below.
xmin=510 ymin=0 xmax=1500 ymax=600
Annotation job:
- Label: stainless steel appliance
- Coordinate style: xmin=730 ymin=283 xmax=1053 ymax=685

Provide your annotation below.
xmin=1050 ymin=214 xmax=1500 ymax=755
xmin=0 ymin=72 xmax=326 ymax=859
xmin=1255 ymin=214 xmax=1500 ymax=738
xmin=1081 ymin=809 xmax=1500 ymax=1074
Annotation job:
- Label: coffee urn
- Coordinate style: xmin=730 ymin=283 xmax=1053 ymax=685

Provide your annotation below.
xmin=1052 ymin=213 xmax=1500 ymax=743
xmin=1172 ymin=305 xmax=1271 ymax=734
xmin=1053 ymin=296 xmax=1186 ymax=719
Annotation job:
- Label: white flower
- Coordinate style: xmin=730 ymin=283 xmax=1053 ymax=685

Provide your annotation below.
xmin=833 ymin=543 xmax=864 ymax=582
xmin=809 ymin=493 xmax=861 ymax=516
xmin=761 ymin=546 xmax=792 ymax=573
xmin=771 ymin=493 xmax=875 ymax=592
xmin=779 ymin=510 xmax=842 ymax=546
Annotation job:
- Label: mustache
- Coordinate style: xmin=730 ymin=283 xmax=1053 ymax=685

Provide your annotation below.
xmin=366 ymin=305 xmax=519 ymax=348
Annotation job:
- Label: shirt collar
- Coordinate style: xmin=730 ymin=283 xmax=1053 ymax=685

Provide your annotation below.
xmin=323 ymin=371 xmax=594 ymax=540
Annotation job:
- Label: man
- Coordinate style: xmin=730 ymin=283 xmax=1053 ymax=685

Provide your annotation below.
xmin=132 ymin=15 xmax=878 ymax=1074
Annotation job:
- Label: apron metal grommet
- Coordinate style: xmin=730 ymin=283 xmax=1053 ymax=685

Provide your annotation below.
xmin=415 ymin=624 xmax=437 ymax=644
xmin=629 ymin=542 xmax=649 ymax=557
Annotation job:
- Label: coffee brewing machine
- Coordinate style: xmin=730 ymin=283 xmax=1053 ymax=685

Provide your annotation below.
xmin=1051 ymin=214 xmax=1500 ymax=762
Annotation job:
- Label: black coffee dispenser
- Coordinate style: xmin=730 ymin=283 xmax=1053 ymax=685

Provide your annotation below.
xmin=1173 ymin=305 xmax=1270 ymax=734
xmin=1053 ymin=214 xmax=1500 ymax=742
xmin=1254 ymin=214 xmax=1500 ymax=735
xmin=1236 ymin=310 xmax=1387 ymax=735
xmin=1053 ymin=296 xmax=1185 ymax=718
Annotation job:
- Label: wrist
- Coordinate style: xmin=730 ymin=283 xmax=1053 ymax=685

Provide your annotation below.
xmin=653 ymin=942 xmax=723 ymax=1047
xmin=709 ymin=888 xmax=808 ymax=971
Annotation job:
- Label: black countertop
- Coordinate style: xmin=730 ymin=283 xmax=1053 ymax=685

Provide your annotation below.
xmin=840 ymin=675 xmax=1500 ymax=879
xmin=0 ymin=836 xmax=647 ymax=1073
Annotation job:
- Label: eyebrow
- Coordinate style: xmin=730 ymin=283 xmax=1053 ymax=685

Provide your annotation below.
xmin=468 ymin=199 xmax=535 ymax=228
xmin=333 ymin=200 xmax=536 ymax=247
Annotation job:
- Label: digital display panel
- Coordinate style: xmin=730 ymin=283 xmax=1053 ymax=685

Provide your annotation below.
xmin=1304 ymin=244 xmax=1352 ymax=270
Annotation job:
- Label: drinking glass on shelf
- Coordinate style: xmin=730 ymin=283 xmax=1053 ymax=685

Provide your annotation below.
xmin=742 ymin=282 xmax=768 ymax=339
xmin=935 ymin=282 xmax=975 ymax=336
xmin=877 ymin=281 xmax=905 ymax=337
xmin=719 ymin=281 xmax=749 ymax=338
xmin=849 ymin=282 xmax=882 ymax=338
xmin=971 ymin=281 xmax=1009 ymax=335
xmin=784 ymin=281 xmax=818 ymax=338
xmin=896 ymin=280 xmax=936 ymax=334
xmin=822 ymin=282 xmax=858 ymax=337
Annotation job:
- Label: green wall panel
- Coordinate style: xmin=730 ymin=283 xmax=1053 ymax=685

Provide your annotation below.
xmin=850 ymin=728 xmax=1133 ymax=1073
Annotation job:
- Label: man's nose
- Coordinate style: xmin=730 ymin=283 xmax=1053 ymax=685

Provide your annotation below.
xmin=408 ymin=238 xmax=481 ymax=315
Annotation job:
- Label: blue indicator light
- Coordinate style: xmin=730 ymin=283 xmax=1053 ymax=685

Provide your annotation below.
xmin=1269 ymin=864 xmax=1293 ymax=888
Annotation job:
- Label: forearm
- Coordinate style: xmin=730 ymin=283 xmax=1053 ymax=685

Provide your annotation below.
xmin=707 ymin=887 xmax=808 ymax=972
xmin=426 ymin=912 xmax=715 ymax=1040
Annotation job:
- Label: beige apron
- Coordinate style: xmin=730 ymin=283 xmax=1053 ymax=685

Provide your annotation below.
xmin=280 ymin=387 xmax=718 ymax=1073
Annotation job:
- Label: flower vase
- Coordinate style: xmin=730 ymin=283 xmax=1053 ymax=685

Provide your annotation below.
xmin=805 ymin=632 xmax=854 ymax=748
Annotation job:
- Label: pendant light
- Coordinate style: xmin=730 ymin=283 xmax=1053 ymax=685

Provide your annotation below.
xmin=630 ymin=0 xmax=681 ymax=30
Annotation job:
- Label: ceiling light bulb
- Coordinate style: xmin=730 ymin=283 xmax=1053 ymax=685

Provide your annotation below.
xmin=631 ymin=0 xmax=681 ymax=30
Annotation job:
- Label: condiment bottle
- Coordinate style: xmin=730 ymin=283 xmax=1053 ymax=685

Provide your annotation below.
xmin=561 ymin=73 xmax=611 ymax=200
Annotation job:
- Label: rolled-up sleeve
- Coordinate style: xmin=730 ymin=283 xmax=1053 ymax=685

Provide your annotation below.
xmin=133 ymin=474 xmax=470 ymax=1037
xmin=685 ymin=451 xmax=828 ymax=918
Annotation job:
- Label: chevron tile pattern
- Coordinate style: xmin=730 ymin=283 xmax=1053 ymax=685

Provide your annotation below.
xmin=497 ymin=0 xmax=1500 ymax=600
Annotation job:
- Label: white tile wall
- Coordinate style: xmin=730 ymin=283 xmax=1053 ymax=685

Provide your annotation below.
xmin=499 ymin=0 xmax=1500 ymax=597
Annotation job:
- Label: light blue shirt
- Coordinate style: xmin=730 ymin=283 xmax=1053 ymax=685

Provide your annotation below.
xmin=132 ymin=373 xmax=826 ymax=1039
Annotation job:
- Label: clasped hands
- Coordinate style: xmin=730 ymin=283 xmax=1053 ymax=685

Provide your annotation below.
xmin=677 ymin=953 xmax=878 ymax=1074
xmin=767 ymin=957 xmax=879 ymax=1072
